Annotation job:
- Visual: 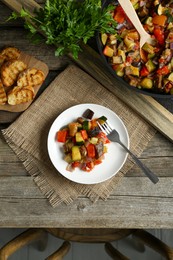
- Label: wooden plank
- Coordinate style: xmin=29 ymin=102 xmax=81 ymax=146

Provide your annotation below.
xmin=2 ymin=0 xmax=173 ymax=143
xmin=1 ymin=0 xmax=40 ymax=14
xmin=0 ymin=177 xmax=173 ymax=228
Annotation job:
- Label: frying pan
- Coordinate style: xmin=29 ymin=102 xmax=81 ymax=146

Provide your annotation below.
xmin=96 ymin=0 xmax=173 ymax=98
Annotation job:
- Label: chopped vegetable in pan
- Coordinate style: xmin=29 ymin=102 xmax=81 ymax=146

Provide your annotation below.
xmin=102 ymin=0 xmax=173 ymax=94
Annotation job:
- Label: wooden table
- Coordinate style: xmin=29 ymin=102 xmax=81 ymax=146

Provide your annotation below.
xmin=0 ymin=1 xmax=173 ymax=229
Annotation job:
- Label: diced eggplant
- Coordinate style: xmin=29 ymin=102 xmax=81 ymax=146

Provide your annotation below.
xmin=77 ymin=117 xmax=84 ymax=124
xmin=80 ymin=145 xmax=87 ymax=157
xmin=82 ymin=109 xmax=94 ymax=119
xmin=95 ymin=142 xmax=104 ymax=159
xmin=88 ymin=126 xmax=100 ymax=137
xmin=63 ymin=141 xmax=74 ymax=153
xmin=64 ymin=153 xmax=72 ymax=163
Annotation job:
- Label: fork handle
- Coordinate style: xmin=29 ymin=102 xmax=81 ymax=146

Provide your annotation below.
xmin=119 ymin=142 xmax=159 ymax=184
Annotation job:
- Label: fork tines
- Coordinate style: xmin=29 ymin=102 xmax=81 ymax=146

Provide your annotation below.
xmin=97 ymin=121 xmax=112 ymax=135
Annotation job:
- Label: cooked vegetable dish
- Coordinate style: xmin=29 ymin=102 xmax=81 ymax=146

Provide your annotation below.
xmin=56 ymin=109 xmax=110 ymax=172
xmin=102 ymin=0 xmax=173 ymax=94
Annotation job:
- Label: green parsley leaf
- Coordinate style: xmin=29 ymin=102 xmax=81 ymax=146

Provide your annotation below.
xmin=8 ymin=0 xmax=118 ymax=59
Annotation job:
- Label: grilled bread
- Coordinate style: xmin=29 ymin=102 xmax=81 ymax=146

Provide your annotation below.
xmin=17 ymin=68 xmax=45 ymax=88
xmin=7 ymin=85 xmax=35 ymax=105
xmin=1 ymin=59 xmax=27 ymax=88
xmin=0 ymin=79 xmax=7 ymax=105
xmin=0 ymin=47 xmax=20 ymax=66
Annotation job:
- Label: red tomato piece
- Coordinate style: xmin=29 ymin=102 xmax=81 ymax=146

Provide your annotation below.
xmin=114 ymin=6 xmax=126 ymax=24
xmin=57 ymin=130 xmax=68 ymax=143
xmin=153 ymin=28 xmax=165 ymax=45
xmin=71 ymin=161 xmax=80 ymax=168
xmin=86 ymin=143 xmax=96 ymax=158
xmin=97 ymin=132 xmax=111 ymax=144
xmin=80 ymin=129 xmax=88 ymax=140
xmin=140 ymin=66 xmax=149 ymax=77
xmin=157 ymin=66 xmax=170 ymax=75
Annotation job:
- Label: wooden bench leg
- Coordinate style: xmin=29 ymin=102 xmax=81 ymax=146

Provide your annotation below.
xmin=46 ymin=241 xmax=71 ymax=260
xmin=133 ymin=230 xmax=173 ymax=260
xmin=105 ymin=242 xmax=130 ymax=260
xmin=0 ymin=228 xmax=47 ymax=260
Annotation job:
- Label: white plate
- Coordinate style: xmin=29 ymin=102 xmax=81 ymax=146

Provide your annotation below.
xmin=47 ymin=104 xmax=129 ymax=184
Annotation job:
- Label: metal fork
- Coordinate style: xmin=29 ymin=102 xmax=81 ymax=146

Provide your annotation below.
xmin=97 ymin=121 xmax=159 ymax=184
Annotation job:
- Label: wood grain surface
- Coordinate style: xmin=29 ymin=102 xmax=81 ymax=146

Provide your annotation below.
xmin=0 ymin=0 xmax=173 ymax=229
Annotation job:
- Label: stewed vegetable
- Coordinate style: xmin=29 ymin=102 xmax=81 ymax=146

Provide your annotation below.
xmin=56 ymin=110 xmax=110 ymax=172
xmin=102 ymin=0 xmax=173 ymax=94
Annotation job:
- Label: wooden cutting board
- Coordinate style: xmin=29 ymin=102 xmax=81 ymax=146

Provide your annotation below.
xmin=2 ymin=0 xmax=173 ymax=143
xmin=0 ymin=51 xmax=49 ymax=112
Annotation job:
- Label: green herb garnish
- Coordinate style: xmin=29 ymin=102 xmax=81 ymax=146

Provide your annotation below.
xmin=8 ymin=0 xmax=118 ymax=59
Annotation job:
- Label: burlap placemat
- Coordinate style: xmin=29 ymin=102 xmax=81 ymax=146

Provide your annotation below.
xmin=2 ymin=65 xmax=156 ymax=207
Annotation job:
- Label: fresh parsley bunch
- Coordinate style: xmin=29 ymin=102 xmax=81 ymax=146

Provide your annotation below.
xmin=9 ymin=0 xmax=117 ymax=59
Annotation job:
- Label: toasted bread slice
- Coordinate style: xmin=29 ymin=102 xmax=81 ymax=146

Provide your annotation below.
xmin=7 ymin=85 xmax=35 ymax=105
xmin=0 ymin=47 xmax=20 ymax=66
xmin=17 ymin=68 xmax=45 ymax=88
xmin=1 ymin=59 xmax=27 ymax=88
xmin=0 ymin=79 xmax=7 ymax=105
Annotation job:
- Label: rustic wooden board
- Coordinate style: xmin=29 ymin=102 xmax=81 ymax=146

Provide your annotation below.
xmin=0 ymin=176 xmax=173 ymax=228
xmin=2 ymin=0 xmax=173 ymax=143
xmin=0 ymin=51 xmax=49 ymax=112
xmin=1 ymin=0 xmax=40 ymax=14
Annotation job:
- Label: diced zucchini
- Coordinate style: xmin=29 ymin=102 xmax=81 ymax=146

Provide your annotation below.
xmin=117 ymin=49 xmax=126 ymax=62
xmin=75 ymin=132 xmax=84 ymax=145
xmin=90 ymin=137 xmax=98 ymax=145
xmin=97 ymin=116 xmax=107 ymax=125
xmin=68 ymin=123 xmax=78 ymax=137
xmin=124 ymin=36 xmax=135 ymax=51
xmin=83 ymin=120 xmax=91 ymax=130
xmin=125 ymin=65 xmax=139 ymax=77
xmin=133 ymin=2 xmax=139 ymax=10
xmin=112 ymin=55 xmax=123 ymax=64
xmin=145 ymin=59 xmax=156 ymax=72
xmin=167 ymin=23 xmax=173 ymax=30
xmin=145 ymin=17 xmax=153 ymax=26
xmin=101 ymin=33 xmax=108 ymax=45
xmin=71 ymin=146 xmax=81 ymax=161
xmin=140 ymin=78 xmax=153 ymax=89
xmin=142 ymin=42 xmax=155 ymax=54
xmin=168 ymin=72 xmax=173 ymax=82
xmin=148 ymin=53 xmax=155 ymax=59
xmin=109 ymin=34 xmax=117 ymax=45
xmin=155 ymin=4 xmax=167 ymax=15
xmin=114 ymin=64 xmax=125 ymax=77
